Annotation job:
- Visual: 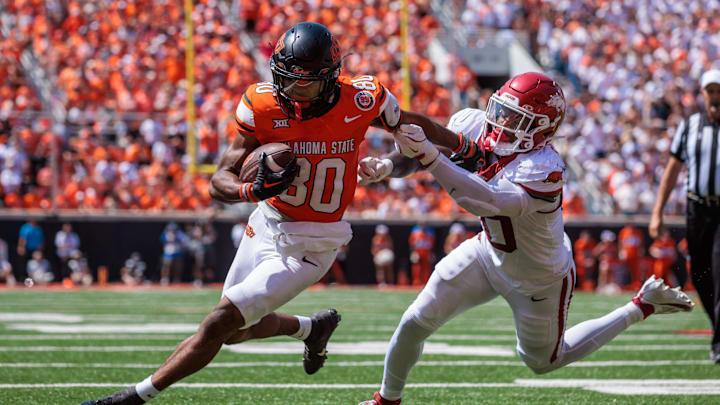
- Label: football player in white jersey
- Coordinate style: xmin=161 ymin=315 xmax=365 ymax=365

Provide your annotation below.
xmin=357 ymin=72 xmax=694 ymax=405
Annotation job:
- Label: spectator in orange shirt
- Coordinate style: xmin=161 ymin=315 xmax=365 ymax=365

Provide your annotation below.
xmin=573 ymin=230 xmax=597 ymax=291
xmin=593 ymin=230 xmax=626 ymax=295
xmin=618 ymin=222 xmax=645 ymax=289
xmin=409 ymin=221 xmax=435 ymax=286
xmin=649 ymin=229 xmax=678 ymax=286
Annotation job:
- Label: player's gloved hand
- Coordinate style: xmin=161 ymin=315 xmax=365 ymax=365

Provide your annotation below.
xmin=393 ymin=124 xmax=439 ymax=168
xmin=450 ymin=134 xmax=486 ymax=172
xmin=251 ymin=152 xmax=299 ymax=201
xmin=357 ymin=156 xmax=394 ymax=185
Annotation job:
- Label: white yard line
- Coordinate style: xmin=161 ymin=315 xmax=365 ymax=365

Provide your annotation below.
xmin=2 ymin=380 xmax=719 ymax=395
xmin=0 ymin=333 xmax=707 ymax=342
xmin=0 ymin=342 xmax=708 ymax=354
xmin=0 ymin=359 xmax=714 ymax=368
xmin=5 ymin=323 xmax=199 ymax=333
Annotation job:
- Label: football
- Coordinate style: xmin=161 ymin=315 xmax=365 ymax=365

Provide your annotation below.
xmin=238 ymin=143 xmax=295 ymax=182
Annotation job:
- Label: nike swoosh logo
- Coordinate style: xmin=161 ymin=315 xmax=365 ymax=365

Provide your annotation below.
xmin=302 ymin=256 xmax=318 ymax=267
xmin=344 ymin=114 xmax=362 ymax=123
xmin=264 ymin=179 xmax=284 ymax=188
xmin=530 ymin=296 xmax=547 ymax=302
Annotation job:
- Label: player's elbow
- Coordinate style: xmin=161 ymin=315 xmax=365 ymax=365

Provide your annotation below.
xmin=208 ymin=175 xmax=231 ymax=203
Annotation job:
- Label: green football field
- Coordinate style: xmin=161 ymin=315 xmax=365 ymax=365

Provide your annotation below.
xmin=0 ymin=286 xmax=717 ymax=405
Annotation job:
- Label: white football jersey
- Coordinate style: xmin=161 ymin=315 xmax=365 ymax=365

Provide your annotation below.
xmin=447 ymin=108 xmax=573 ymax=294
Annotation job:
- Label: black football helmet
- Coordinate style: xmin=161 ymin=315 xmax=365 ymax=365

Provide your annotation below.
xmin=270 ymin=22 xmax=342 ymax=120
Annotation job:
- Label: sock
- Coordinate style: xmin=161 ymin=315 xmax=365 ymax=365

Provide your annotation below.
xmin=135 ymin=375 xmax=161 ymax=402
xmin=290 ymin=316 xmax=312 ymax=340
xmin=632 ymin=295 xmax=655 ymax=319
xmin=380 ymin=314 xmax=434 ymax=401
xmin=537 ymin=302 xmax=644 ymax=373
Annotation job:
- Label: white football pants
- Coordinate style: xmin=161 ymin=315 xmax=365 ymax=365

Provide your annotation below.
xmin=380 ymin=237 xmax=644 ymax=400
xmin=222 ymin=208 xmax=349 ymax=327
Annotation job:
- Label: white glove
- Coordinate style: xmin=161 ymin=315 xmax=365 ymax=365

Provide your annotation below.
xmin=393 ymin=124 xmax=439 ymax=167
xmin=357 ymin=157 xmax=394 ymax=185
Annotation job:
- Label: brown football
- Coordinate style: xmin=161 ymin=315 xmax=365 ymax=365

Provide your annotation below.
xmin=238 ymin=143 xmax=295 ymax=182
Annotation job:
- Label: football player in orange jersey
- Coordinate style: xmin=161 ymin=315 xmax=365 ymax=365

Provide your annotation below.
xmin=80 ymin=22 xmax=477 ymax=405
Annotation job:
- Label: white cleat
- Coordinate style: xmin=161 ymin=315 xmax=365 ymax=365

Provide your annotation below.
xmin=632 ymin=275 xmax=694 ymax=317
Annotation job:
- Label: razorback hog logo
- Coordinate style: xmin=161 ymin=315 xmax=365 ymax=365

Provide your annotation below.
xmin=544 ymin=171 xmax=563 ymax=183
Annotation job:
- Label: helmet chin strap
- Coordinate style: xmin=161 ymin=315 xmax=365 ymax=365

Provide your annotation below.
xmin=292 ymin=101 xmax=310 ymax=120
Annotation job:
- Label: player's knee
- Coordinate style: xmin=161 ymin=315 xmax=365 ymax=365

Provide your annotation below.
xmin=198 ymin=299 xmax=246 ymax=344
xmin=517 ymin=350 xmax=554 ymax=374
xmin=394 ymin=311 xmax=434 ymax=344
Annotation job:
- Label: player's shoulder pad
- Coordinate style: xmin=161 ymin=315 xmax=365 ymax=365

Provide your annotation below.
xmin=503 ymin=146 xmax=566 ymax=197
xmin=447 ymin=108 xmax=486 ymax=142
xmin=338 ymin=75 xmax=387 ymax=114
xmin=235 ymin=82 xmax=276 ymax=133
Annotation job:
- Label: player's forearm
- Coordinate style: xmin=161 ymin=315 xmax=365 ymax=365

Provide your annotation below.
xmin=428 ymin=154 xmax=539 ymax=217
xmin=400 ymin=111 xmax=460 ymax=150
xmin=652 ymin=157 xmax=682 ymax=215
xmin=386 ymin=151 xmax=422 ymax=178
xmin=209 ymin=171 xmax=244 ymax=204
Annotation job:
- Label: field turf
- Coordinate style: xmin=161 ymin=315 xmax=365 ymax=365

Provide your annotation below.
xmin=0 ymin=286 xmax=717 ymax=404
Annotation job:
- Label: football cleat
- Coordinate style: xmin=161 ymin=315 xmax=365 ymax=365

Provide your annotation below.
xmin=80 ymin=386 xmax=145 ymax=405
xmin=358 ymin=391 xmax=402 ymax=405
xmin=632 ymin=275 xmax=694 ymax=319
xmin=303 ymin=308 xmax=341 ymax=374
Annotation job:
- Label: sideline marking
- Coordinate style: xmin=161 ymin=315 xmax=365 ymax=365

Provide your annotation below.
xmin=1 ymin=380 xmax=719 ymax=395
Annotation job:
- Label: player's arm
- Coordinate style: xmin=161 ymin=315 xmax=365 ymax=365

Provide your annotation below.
xmin=210 ymin=133 xmax=298 ymax=203
xmin=209 ymin=132 xmax=260 ymax=203
xmin=427 ymin=154 xmax=558 ymax=217
xmin=362 ymin=90 xmax=455 ymax=183
xmin=649 ymin=156 xmax=683 ymax=238
xmin=393 ymin=124 xmax=557 ymax=217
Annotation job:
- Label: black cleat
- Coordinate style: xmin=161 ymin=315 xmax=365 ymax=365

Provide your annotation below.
xmin=303 ymin=308 xmax=341 ymax=374
xmin=80 ymin=386 xmax=145 ymax=405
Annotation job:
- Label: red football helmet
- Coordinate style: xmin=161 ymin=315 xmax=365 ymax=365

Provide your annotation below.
xmin=482 ymin=72 xmax=566 ymax=156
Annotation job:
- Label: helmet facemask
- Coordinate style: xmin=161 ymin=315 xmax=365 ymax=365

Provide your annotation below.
xmin=271 ymin=59 xmax=340 ymax=120
xmin=483 ymin=92 xmax=553 ymax=156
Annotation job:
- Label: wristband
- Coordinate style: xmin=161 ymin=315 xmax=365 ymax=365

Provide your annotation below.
xmin=238 ymin=182 xmax=259 ymax=203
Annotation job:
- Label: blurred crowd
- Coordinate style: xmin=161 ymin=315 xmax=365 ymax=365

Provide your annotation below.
xmin=0 ymin=0 xmax=455 ymax=214
xmin=0 ymin=218 xmax=221 ymax=288
xmin=456 ymin=0 xmax=719 ymax=215
xmin=3 ymin=0 xmax=717 ymax=216
xmin=367 ymin=221 xmax=691 ymax=291
xmin=0 ymin=218 xmax=690 ymax=292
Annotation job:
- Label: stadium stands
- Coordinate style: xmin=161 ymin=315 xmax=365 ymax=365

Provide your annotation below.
xmin=4 ymin=0 xmax=717 ymax=217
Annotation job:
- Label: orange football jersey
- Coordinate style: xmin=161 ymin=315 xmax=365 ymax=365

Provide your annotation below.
xmin=234 ymin=75 xmax=393 ymax=222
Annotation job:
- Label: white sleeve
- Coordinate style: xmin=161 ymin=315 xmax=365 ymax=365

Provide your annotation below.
xmin=379 ymin=89 xmax=401 ymax=130
xmin=427 ymin=154 xmax=556 ymax=217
